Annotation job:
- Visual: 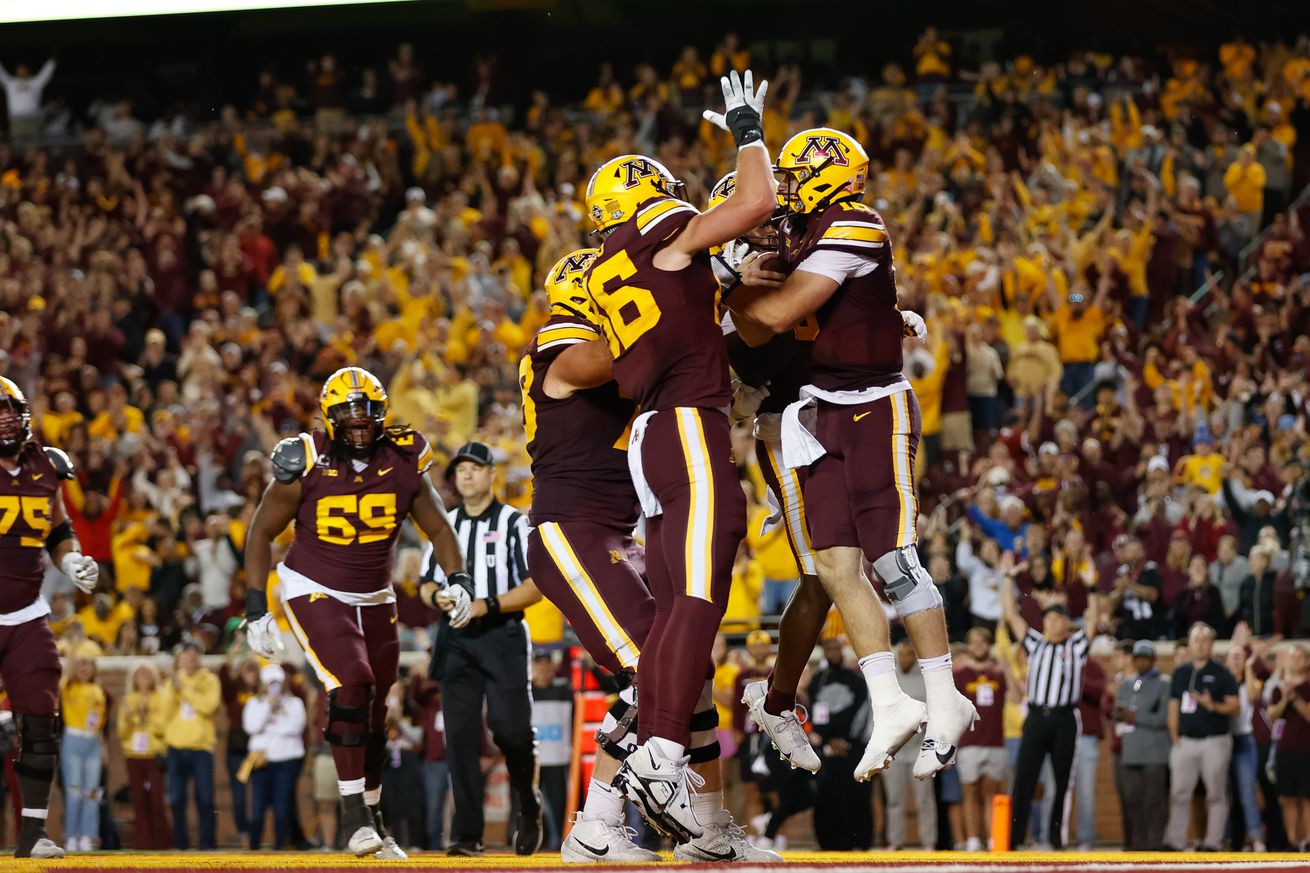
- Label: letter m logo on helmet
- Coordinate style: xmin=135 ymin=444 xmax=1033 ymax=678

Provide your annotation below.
xmin=622 ymin=157 xmax=659 ymax=188
xmin=796 ymin=134 xmax=850 ymax=167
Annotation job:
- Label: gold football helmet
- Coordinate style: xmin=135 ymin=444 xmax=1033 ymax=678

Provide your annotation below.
xmin=774 ymin=127 xmax=869 ymax=215
xmin=0 ymin=376 xmax=30 ymax=456
xmin=319 ymin=367 xmax=388 ymax=454
xmin=585 ymin=154 xmax=687 ymax=234
xmin=544 ymin=248 xmax=600 ymax=319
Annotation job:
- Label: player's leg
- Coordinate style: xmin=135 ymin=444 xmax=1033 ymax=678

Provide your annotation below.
xmin=845 ymin=391 xmax=977 ymax=779
xmin=283 ymin=593 xmax=380 ymax=856
xmin=618 ymin=408 xmax=745 ymax=842
xmin=803 ymin=420 xmax=924 ymax=782
xmin=4 ymin=619 xmax=64 ymax=858
xmin=530 ymin=522 xmax=652 ymax=678
xmin=743 ymin=437 xmax=825 ymax=772
xmin=358 ymin=601 xmax=404 ymax=858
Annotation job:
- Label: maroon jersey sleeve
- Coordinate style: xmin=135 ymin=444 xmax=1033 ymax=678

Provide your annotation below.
xmin=283 ymin=431 xmax=430 ymax=593
xmin=780 ymin=202 xmax=904 ymax=392
xmin=521 ymin=316 xmax=640 ymax=530
xmin=587 ymin=197 xmax=732 ymax=412
xmin=0 ymin=441 xmax=61 ymax=613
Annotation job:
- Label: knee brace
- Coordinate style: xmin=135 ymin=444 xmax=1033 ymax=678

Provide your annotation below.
xmin=597 ymin=686 xmax=638 ymax=761
xmin=688 ymin=707 xmax=720 ymax=764
xmin=324 ymin=687 xmax=372 ymax=748
xmin=873 ymin=545 xmax=942 ymax=618
xmin=15 ymin=714 xmax=58 ymax=781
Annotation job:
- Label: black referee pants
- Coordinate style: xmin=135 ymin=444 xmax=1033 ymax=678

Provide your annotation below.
xmin=1010 ymin=706 xmax=1078 ymax=849
xmin=441 ymin=618 xmax=539 ymax=846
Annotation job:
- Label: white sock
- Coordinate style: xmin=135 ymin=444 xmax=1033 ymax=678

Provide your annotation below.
xmin=859 ymin=651 xmax=902 ymax=704
xmin=649 ymin=736 xmax=685 ymax=761
xmin=21 ymin=807 xmax=47 ymax=820
xmin=691 ymin=787 xmax=723 ymax=825
xmin=364 ymin=787 xmax=381 ymax=807
xmin=582 ymin=778 xmax=624 ymax=826
xmin=920 ymin=652 xmax=956 ymax=709
xmin=338 ymin=777 xmax=366 ymax=797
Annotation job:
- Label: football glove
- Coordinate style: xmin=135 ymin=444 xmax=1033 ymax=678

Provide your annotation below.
xmin=60 ymin=552 xmax=99 ymax=593
xmin=730 ymin=380 xmax=769 ymax=426
xmin=421 ymin=571 xmax=475 ymax=629
xmin=703 ymin=70 xmax=768 ymax=148
xmin=245 ymin=613 xmax=284 ymax=659
xmin=901 ymin=309 xmax=928 ymax=341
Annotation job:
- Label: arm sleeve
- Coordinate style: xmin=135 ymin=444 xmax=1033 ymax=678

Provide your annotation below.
xmin=33 ymin=59 xmax=54 ymax=89
xmin=793 ymin=250 xmax=879 ymax=285
xmin=242 ymin=698 xmax=268 ymax=736
xmin=1023 ymin=628 xmax=1044 ymax=654
xmin=192 ymin=672 xmax=222 ymax=718
xmin=509 ymin=512 xmax=531 ymax=584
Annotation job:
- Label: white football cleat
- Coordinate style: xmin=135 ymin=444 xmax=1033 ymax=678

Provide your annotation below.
xmin=913 ymin=690 xmax=979 ymax=780
xmin=613 ymin=741 xmax=705 ymax=842
xmin=31 ymin=837 xmax=65 ymax=858
xmin=373 ymin=835 xmax=408 ymax=860
xmin=675 ymin=809 xmax=783 ymax=863
xmin=561 ymin=814 xmax=662 ymax=863
xmin=742 ymin=680 xmax=821 ymax=773
xmin=854 ymin=693 xmax=927 ymax=781
xmin=347 ymin=824 xmax=384 ymax=857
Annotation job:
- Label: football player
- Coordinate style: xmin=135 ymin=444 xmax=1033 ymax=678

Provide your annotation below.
xmin=0 ymin=376 xmax=99 ymax=858
xmin=243 ymin=367 xmax=468 ymax=858
xmin=711 ymin=172 xmax=828 ymax=775
xmin=580 ymin=69 xmax=777 ymax=842
xmin=523 ymin=251 xmax=775 ymax=863
xmin=727 ymin=127 xmax=977 ymax=782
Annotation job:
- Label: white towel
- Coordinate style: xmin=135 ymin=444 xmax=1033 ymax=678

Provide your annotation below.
xmin=626 ymin=410 xmax=663 ymax=517
xmin=780 ymin=395 xmax=825 ymax=469
xmin=780 ymin=379 xmax=913 ymax=470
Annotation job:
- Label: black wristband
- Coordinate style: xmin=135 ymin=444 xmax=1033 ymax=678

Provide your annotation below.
xmin=246 ymin=588 xmax=269 ymax=620
xmin=484 ymin=593 xmax=501 ymax=617
xmin=725 ymin=105 xmax=763 ymax=148
xmin=447 ymin=571 xmax=475 ymax=597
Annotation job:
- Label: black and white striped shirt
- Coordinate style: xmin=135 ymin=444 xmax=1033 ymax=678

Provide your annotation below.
xmin=421 ymin=500 xmax=531 ymax=600
xmin=1023 ymin=628 xmax=1090 ymax=708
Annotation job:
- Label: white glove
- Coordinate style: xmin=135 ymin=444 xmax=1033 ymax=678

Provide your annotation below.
xmin=60 ymin=552 xmax=98 ymax=593
xmin=245 ymin=613 xmax=285 ymax=659
xmin=901 ymin=309 xmax=928 ymax=341
xmin=439 ymin=584 xmax=474 ymax=630
xmin=730 ymin=380 xmax=769 ymax=426
xmin=702 ymin=70 xmax=768 ymax=146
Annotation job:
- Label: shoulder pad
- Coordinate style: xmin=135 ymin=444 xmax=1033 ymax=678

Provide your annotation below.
xmin=270 ymin=435 xmax=314 ymax=484
xmin=43 ymin=446 xmax=76 ymax=481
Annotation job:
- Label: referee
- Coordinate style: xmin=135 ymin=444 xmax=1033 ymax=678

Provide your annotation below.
xmin=999 ymin=562 xmax=1102 ymax=850
xmin=422 ymin=441 xmax=544 ymax=857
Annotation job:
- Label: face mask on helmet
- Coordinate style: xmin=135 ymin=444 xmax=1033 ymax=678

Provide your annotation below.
xmin=328 ymin=398 xmax=385 ymax=455
xmin=0 ymin=399 xmax=29 ymax=457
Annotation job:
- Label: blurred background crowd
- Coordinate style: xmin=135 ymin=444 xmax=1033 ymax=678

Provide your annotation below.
xmin=0 ymin=7 xmax=1309 ymax=854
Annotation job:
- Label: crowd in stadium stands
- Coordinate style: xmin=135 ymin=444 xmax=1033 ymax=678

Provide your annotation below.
xmin=0 ymin=24 xmax=1309 ymax=853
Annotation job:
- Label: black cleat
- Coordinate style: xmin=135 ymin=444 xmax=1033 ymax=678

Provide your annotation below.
xmin=447 ymin=841 xmax=485 ymax=857
xmin=513 ymin=788 xmax=544 ymax=855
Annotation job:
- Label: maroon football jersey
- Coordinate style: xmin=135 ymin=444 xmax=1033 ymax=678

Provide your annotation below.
xmin=586 ymin=196 xmax=730 ymax=412
xmin=520 ymin=314 xmax=640 ymax=531
xmin=954 ymin=663 xmax=1006 ymax=748
xmin=0 ymin=441 xmax=61 ymax=613
xmin=283 ymin=430 xmax=433 ymax=593
xmin=780 ymin=200 xmax=903 ymax=391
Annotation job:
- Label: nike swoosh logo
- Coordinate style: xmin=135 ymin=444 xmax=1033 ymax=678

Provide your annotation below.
xmin=853 ymin=411 xmax=872 ymax=422
xmin=378 ymin=467 xmax=394 ymax=476
xmin=575 ymin=840 xmax=608 ymax=856
xmin=699 ymin=847 xmax=741 ymax=861
xmin=31 ymin=474 xmax=43 ymax=480
xmin=935 ymin=745 xmax=956 ymax=765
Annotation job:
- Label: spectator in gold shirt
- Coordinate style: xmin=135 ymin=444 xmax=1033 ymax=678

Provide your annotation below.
xmin=1047 ymin=274 xmax=1111 ymax=407
xmin=161 ymin=642 xmax=222 ymax=850
xmin=118 ymin=663 xmax=172 ymax=849
xmin=1225 ymin=145 xmax=1267 ymax=230
xmin=61 ymin=653 xmax=107 ymax=852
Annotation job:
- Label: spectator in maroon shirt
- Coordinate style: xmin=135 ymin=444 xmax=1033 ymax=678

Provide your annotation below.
xmin=410 ymin=669 xmax=449 ymax=851
xmin=1074 ymin=656 xmax=1107 ymax=849
xmin=1171 ymin=554 xmax=1224 ymax=640
xmin=1268 ymin=644 xmax=1310 ymax=851
xmin=953 ymin=627 xmax=1008 ymax=852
